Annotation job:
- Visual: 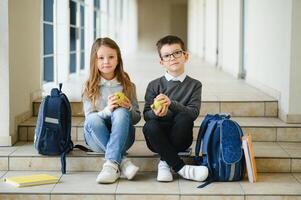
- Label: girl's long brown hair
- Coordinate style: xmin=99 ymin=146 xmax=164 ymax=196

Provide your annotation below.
xmin=82 ymin=37 xmax=134 ymax=109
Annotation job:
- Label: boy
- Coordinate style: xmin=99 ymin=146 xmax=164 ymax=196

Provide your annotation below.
xmin=143 ymin=35 xmax=208 ymax=182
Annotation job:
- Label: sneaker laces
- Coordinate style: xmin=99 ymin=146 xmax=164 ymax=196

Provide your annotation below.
xmin=102 ymin=161 xmax=119 ymax=173
xmin=158 ymin=161 xmax=170 ymax=170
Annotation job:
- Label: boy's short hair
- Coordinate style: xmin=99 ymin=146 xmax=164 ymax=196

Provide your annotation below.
xmin=156 ymin=35 xmax=186 ymax=56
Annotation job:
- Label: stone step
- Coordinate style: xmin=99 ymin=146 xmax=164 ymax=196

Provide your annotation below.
xmin=0 ymin=141 xmax=300 ymax=173
xmin=0 ymin=170 xmax=300 ymax=199
xmin=32 ymin=100 xmax=278 ymax=117
xmin=18 ymin=116 xmax=301 ymax=142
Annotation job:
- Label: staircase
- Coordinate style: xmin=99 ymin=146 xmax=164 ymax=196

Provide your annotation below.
xmin=0 ymin=98 xmax=300 ymax=199
xmin=1 ymin=57 xmax=301 ymax=199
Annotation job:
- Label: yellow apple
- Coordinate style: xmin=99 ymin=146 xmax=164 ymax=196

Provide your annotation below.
xmin=114 ymin=92 xmax=125 ymax=105
xmin=151 ymin=100 xmax=162 ymax=111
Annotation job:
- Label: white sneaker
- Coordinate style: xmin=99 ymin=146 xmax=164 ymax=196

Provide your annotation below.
xmin=96 ymin=160 xmax=120 ymax=184
xmin=157 ymin=160 xmax=173 ymax=182
xmin=120 ymin=158 xmax=139 ymax=180
xmin=178 ymin=165 xmax=208 ymax=182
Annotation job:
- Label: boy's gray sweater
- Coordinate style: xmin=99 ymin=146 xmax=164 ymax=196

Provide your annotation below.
xmin=143 ymin=75 xmax=202 ymax=121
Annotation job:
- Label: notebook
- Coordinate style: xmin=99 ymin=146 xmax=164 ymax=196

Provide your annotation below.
xmin=242 ymin=134 xmax=257 ymax=183
xmin=4 ymin=174 xmax=59 ymax=187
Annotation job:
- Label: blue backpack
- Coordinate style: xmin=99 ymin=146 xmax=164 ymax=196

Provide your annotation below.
xmin=34 ymin=84 xmax=73 ymax=174
xmin=195 ymin=114 xmax=245 ymax=188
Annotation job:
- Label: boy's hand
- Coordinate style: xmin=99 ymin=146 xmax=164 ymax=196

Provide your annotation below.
xmin=108 ymin=95 xmax=119 ymax=112
xmin=155 ymin=94 xmax=171 ymax=107
xmin=120 ymin=96 xmax=132 ymax=110
xmin=153 ymin=104 xmax=168 ymax=117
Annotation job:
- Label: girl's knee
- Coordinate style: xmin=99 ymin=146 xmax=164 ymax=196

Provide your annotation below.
xmin=84 ymin=113 xmax=106 ymax=132
xmin=112 ymin=107 xmax=130 ymax=122
xmin=112 ymin=107 xmax=130 ymax=116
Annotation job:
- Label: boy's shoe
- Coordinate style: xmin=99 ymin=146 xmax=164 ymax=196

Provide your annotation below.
xmin=157 ymin=160 xmax=173 ymax=182
xmin=120 ymin=158 xmax=139 ymax=180
xmin=96 ymin=160 xmax=120 ymax=184
xmin=177 ymin=165 xmax=208 ymax=182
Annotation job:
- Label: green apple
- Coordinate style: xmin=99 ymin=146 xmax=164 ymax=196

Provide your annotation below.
xmin=151 ymin=100 xmax=162 ymax=111
xmin=114 ymin=92 xmax=125 ymax=105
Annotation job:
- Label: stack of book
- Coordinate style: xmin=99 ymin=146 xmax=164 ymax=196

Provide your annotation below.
xmin=242 ymin=134 xmax=257 ymax=183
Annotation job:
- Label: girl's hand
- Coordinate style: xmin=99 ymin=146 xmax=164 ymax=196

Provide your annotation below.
xmin=155 ymin=94 xmax=171 ymax=107
xmin=120 ymin=96 xmax=132 ymax=110
xmin=108 ymin=95 xmax=119 ymax=112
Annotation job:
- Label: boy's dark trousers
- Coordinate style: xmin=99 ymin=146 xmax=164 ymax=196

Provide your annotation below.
xmin=143 ymin=112 xmax=193 ymax=172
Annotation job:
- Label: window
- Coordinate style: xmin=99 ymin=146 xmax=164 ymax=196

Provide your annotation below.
xmin=94 ymin=0 xmax=100 ymax=40
xmin=69 ymin=0 xmax=86 ymax=73
xmin=69 ymin=0 xmax=77 ymax=73
xmin=80 ymin=4 xmax=85 ymax=70
xmin=43 ymin=0 xmax=54 ymax=82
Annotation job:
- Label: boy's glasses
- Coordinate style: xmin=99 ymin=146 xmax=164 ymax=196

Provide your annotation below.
xmin=161 ymin=50 xmax=185 ymax=62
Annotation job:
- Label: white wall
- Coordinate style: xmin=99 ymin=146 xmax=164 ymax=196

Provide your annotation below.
xmin=0 ymin=0 xmax=11 ymax=145
xmin=137 ymin=0 xmax=187 ymax=52
xmin=288 ymin=0 xmax=301 ymax=121
xmin=187 ymin=0 xmax=195 ymax=53
xmin=85 ymin=0 xmax=94 ymax=74
xmin=120 ymin=0 xmax=138 ymax=55
xmin=244 ymin=0 xmax=292 ymax=117
xmin=204 ymin=0 xmax=218 ymax=65
xmin=8 ymin=0 xmax=42 ymax=144
xmin=219 ymin=0 xmax=242 ymax=77
xmin=188 ymin=0 xmax=204 ymax=57
xmin=56 ymin=0 xmax=70 ymax=82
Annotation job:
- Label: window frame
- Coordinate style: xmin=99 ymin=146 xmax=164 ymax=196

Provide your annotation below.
xmin=42 ymin=0 xmax=56 ymax=83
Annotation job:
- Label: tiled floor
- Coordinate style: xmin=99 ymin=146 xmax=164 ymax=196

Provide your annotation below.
xmin=43 ymin=52 xmax=276 ymax=102
xmin=0 ymin=171 xmax=301 ymax=199
xmin=0 ymin=171 xmax=6 ymax=178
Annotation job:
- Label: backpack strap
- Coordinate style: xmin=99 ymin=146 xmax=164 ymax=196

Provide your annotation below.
xmin=200 ymin=120 xmax=218 ymax=166
xmin=59 ymin=83 xmax=62 ymax=92
xmin=74 ymin=144 xmax=93 ymax=152
xmin=198 ymin=178 xmax=215 ymax=188
xmin=58 ymin=84 xmax=73 ymax=174
xmin=196 ymin=120 xmax=219 ymax=189
xmin=34 ymin=96 xmax=49 ymax=151
xmin=61 ymin=151 xmax=67 ymax=174
xmin=195 ymin=114 xmax=215 ymax=159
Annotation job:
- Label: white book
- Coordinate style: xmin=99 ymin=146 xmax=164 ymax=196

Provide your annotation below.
xmin=242 ymin=139 xmax=253 ymax=183
xmin=242 ymin=134 xmax=257 ymax=183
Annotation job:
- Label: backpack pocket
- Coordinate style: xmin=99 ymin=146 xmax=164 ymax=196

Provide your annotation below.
xmin=39 ymin=126 xmax=64 ymax=155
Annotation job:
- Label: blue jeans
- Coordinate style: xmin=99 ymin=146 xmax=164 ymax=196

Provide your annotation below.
xmin=84 ymin=108 xmax=135 ymax=164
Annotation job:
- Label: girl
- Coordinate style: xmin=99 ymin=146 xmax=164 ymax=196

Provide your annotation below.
xmin=82 ymin=37 xmax=141 ymax=184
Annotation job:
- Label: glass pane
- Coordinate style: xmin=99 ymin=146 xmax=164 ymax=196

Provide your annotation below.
xmin=94 ymin=11 xmax=97 ymax=33
xmin=80 ymin=5 xmax=85 ymax=27
xmin=80 ymin=52 xmax=85 ymax=70
xmin=70 ymin=0 xmax=77 ymax=25
xmin=120 ymin=0 xmax=123 ymax=20
xmin=70 ymin=27 xmax=77 ymax=51
xmin=43 ymin=24 xmax=54 ymax=55
xmin=81 ymin=28 xmax=84 ymax=50
xmin=44 ymin=56 xmax=54 ymax=82
xmin=43 ymin=0 xmax=53 ymax=22
xmin=70 ymin=53 xmax=76 ymax=73
xmin=107 ymin=0 xmax=110 ymax=14
xmin=94 ymin=0 xmax=100 ymax=9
